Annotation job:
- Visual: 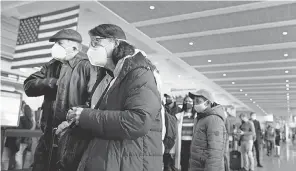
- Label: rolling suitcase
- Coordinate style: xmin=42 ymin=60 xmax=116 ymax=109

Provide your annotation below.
xmin=230 ymin=150 xmax=241 ymax=171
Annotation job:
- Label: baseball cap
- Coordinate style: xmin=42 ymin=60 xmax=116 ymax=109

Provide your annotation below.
xmin=188 ymin=89 xmax=214 ymax=102
xmin=49 ymin=29 xmax=82 ymax=43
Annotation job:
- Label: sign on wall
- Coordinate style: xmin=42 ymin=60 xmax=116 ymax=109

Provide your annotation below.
xmin=1 ymin=90 xmax=22 ymax=127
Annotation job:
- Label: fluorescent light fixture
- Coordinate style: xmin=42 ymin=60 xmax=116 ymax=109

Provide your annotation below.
xmin=285 ymin=70 xmax=289 ymax=74
xmin=232 ymin=82 xmax=235 ymax=84
xmin=223 ymin=74 xmax=226 ymax=77
xmin=286 ymin=80 xmax=289 ymax=82
xmin=189 ymin=42 xmax=194 ymax=45
xmin=284 ymin=53 xmax=288 ymax=57
xmin=208 ymin=60 xmax=212 ymax=63
xmin=149 ymin=6 xmax=155 ymax=10
xmin=282 ymin=32 xmax=288 ymax=35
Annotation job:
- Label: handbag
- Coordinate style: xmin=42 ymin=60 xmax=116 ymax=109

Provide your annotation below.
xmin=56 ymin=124 xmax=92 ymax=171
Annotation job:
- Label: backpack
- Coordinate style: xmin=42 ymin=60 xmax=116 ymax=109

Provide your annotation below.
xmin=163 ymin=109 xmax=177 ymax=151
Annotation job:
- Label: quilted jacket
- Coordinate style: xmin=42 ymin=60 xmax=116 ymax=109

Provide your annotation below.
xmin=76 ymin=52 xmax=163 ymax=171
xmin=189 ymin=103 xmax=228 ymax=171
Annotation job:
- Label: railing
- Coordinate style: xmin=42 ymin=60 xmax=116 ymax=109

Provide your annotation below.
xmin=1 ymin=129 xmax=42 ymax=171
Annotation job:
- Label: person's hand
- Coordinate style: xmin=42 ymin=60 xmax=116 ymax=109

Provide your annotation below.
xmin=66 ymin=107 xmax=84 ymax=125
xmin=56 ymin=121 xmax=70 ymax=135
xmin=239 ymin=130 xmax=245 ymax=135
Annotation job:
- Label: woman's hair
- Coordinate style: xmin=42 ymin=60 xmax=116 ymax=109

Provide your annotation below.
xmin=88 ymin=24 xmax=134 ymax=65
xmin=112 ymin=40 xmax=135 ymax=64
xmin=180 ymin=96 xmax=196 ymax=117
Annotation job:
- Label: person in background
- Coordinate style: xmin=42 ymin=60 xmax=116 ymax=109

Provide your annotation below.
xmin=274 ymin=129 xmax=281 ymax=157
xmin=164 ymin=94 xmax=181 ymax=116
xmin=249 ymin=112 xmax=263 ymax=167
xmin=239 ymin=113 xmax=256 ymax=171
xmin=189 ymin=89 xmax=228 ymax=171
xmin=265 ymin=125 xmax=275 ymax=156
xmin=66 ymin=24 xmax=163 ymax=171
xmin=15 ymin=104 xmax=36 ymax=169
xmin=174 ymin=96 xmax=195 ymax=171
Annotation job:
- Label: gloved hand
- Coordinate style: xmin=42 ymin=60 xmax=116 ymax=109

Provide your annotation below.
xmin=55 ymin=121 xmax=70 ymax=135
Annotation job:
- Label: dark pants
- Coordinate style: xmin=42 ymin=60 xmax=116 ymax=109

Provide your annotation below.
xmin=32 ymin=134 xmax=58 ymax=171
xmin=181 ymin=140 xmax=191 ymax=171
xmin=266 ymin=140 xmax=273 ymax=155
xmin=253 ymin=140 xmax=261 ymax=165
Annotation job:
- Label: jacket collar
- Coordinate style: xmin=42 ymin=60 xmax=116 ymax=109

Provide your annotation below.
xmin=63 ymin=52 xmax=88 ymax=69
xmin=196 ymin=103 xmax=226 ymax=121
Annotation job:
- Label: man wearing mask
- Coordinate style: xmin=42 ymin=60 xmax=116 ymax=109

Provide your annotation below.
xmin=239 ymin=113 xmax=256 ymax=171
xmin=188 ymin=89 xmax=228 ymax=171
xmin=164 ymin=94 xmax=181 ymax=116
xmin=250 ymin=112 xmax=263 ymax=167
xmin=24 ymin=29 xmax=98 ymax=171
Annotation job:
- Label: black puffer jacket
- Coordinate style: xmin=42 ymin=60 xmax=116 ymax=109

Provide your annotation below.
xmin=77 ymin=52 xmax=163 ymax=171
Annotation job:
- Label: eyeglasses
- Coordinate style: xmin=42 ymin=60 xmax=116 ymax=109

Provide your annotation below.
xmin=90 ymin=36 xmax=106 ymax=48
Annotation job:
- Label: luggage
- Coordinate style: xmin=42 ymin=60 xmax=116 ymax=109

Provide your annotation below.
xmin=229 ymin=150 xmax=241 ymax=171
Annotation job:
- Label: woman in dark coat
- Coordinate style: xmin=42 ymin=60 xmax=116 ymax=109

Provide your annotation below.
xmin=67 ymin=24 xmax=163 ymax=171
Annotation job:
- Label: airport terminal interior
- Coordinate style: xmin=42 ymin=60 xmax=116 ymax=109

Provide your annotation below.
xmin=1 ymin=1 xmax=296 ymax=171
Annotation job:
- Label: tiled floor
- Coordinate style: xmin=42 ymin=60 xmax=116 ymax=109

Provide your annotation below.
xmin=254 ymin=142 xmax=296 ymax=171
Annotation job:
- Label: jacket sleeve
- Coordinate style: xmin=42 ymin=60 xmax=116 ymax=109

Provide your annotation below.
xmin=23 ymin=62 xmax=58 ymax=97
xmin=79 ymin=68 xmax=161 ymax=140
xmin=205 ymin=115 xmax=226 ymax=171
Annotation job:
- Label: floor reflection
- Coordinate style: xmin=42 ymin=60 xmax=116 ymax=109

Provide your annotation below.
xmin=257 ymin=142 xmax=296 ymax=171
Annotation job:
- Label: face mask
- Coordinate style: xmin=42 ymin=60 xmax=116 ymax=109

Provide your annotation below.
xmin=51 ymin=44 xmax=75 ymax=61
xmin=185 ymin=103 xmax=193 ymax=110
xmin=87 ymin=46 xmax=108 ymax=67
xmin=251 ymin=115 xmax=256 ymax=120
xmin=194 ymin=101 xmax=208 ymax=113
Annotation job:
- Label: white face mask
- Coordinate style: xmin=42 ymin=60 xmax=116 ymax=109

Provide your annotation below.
xmin=87 ymin=45 xmax=108 ymax=67
xmin=51 ymin=43 xmax=76 ymax=61
xmin=251 ymin=115 xmax=256 ymax=120
xmin=194 ymin=100 xmax=208 ymax=113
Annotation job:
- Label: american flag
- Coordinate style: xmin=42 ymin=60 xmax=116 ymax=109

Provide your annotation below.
xmin=12 ymin=5 xmax=80 ymax=69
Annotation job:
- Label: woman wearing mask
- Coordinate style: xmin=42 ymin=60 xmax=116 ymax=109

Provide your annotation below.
xmin=66 ymin=24 xmax=162 ymax=171
xmin=174 ymin=96 xmax=195 ymax=171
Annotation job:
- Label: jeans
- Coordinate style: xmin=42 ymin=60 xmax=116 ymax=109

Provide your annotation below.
xmin=241 ymin=140 xmax=254 ymax=171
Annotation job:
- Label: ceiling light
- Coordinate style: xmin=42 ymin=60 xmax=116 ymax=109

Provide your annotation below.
xmin=250 ymin=98 xmax=253 ymax=101
xmin=208 ymin=60 xmax=212 ymax=63
xmin=253 ymin=101 xmax=256 ymax=104
xmin=178 ymin=75 xmax=181 ymax=78
xmin=149 ymin=6 xmax=155 ymax=10
xmin=287 ymin=93 xmax=289 ymax=95
xmin=285 ymin=70 xmax=289 ymax=73
xmin=232 ymin=82 xmax=235 ymax=84
xmin=223 ymin=74 xmax=227 ymax=77
xmin=240 ymin=89 xmax=243 ymax=92
xmin=282 ymin=32 xmax=288 ymax=35
xmin=245 ymin=94 xmax=248 ymax=96
xmin=284 ymin=53 xmax=288 ymax=57
xmin=286 ymin=84 xmax=289 ymax=87
xmin=189 ymin=42 xmax=194 ymax=46
xmin=286 ymin=80 xmax=289 ymax=82
xmin=287 ymin=88 xmax=289 ymax=91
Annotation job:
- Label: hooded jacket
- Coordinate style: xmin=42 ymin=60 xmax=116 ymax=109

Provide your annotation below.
xmin=189 ymin=103 xmax=228 ymax=171
xmin=76 ymin=52 xmax=162 ymax=171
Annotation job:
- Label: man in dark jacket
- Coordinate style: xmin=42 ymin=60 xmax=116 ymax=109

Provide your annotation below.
xmin=250 ymin=112 xmax=263 ymax=167
xmin=188 ymin=89 xmax=228 ymax=171
xmin=66 ymin=24 xmax=162 ymax=171
xmin=24 ymin=29 xmax=98 ymax=171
